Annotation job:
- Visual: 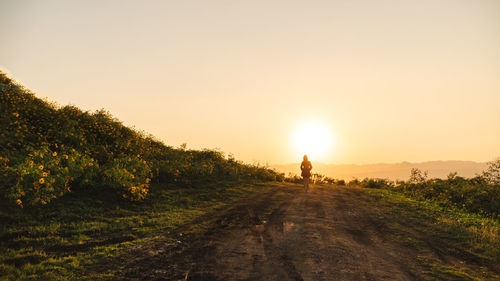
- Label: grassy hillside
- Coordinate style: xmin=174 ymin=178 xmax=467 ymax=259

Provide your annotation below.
xmin=0 ymin=71 xmax=283 ymax=208
xmin=0 ymin=72 xmax=285 ymax=279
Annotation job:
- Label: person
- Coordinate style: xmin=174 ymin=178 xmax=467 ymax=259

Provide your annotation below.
xmin=300 ymin=155 xmax=312 ymax=192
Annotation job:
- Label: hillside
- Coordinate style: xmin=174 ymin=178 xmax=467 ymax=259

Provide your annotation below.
xmin=272 ymin=160 xmax=487 ymax=180
xmin=0 ymin=71 xmax=282 ymax=207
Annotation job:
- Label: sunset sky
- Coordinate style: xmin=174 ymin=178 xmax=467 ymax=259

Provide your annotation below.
xmin=1 ymin=0 xmax=499 ymax=165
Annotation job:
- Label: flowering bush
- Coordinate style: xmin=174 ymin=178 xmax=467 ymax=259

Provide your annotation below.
xmin=0 ymin=71 xmax=283 ymax=208
xmin=102 ymin=155 xmax=151 ymax=201
xmin=0 ymin=157 xmax=17 ymax=201
xmin=8 ymin=146 xmax=98 ymax=207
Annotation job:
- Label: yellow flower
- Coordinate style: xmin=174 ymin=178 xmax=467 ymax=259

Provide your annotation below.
xmin=39 ymin=178 xmax=45 ymax=184
xmin=52 ymin=152 xmax=57 ymax=157
xmin=64 ymin=155 xmax=69 ymax=159
xmin=16 ymin=199 xmax=22 ymax=206
xmin=29 ymin=161 xmax=34 ymax=165
xmin=39 ymin=165 xmax=44 ymax=170
xmin=89 ymin=162 xmax=93 ymax=166
xmin=12 ymin=112 xmax=19 ymax=117
xmin=42 ymin=172 xmax=48 ymax=177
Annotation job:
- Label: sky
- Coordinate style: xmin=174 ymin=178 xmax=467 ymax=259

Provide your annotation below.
xmin=1 ymin=0 xmax=499 ymax=165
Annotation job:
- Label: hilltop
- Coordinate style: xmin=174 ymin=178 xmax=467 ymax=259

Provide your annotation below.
xmin=272 ymin=160 xmax=487 ymax=180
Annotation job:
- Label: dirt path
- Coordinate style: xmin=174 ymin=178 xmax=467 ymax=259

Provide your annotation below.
xmin=109 ymin=184 xmax=498 ymax=280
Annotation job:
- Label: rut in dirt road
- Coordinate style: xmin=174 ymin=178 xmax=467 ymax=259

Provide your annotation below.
xmin=190 ymin=186 xmax=421 ymax=281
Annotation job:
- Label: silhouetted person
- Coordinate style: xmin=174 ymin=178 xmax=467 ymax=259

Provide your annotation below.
xmin=301 ymin=155 xmax=312 ymax=192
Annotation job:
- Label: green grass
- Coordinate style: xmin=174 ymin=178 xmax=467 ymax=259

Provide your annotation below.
xmin=0 ymin=181 xmax=273 ymax=280
xmin=2 ymin=182 xmax=499 ymax=280
xmin=362 ymin=188 xmax=500 ymax=280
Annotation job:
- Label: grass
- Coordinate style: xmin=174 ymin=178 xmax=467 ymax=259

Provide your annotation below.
xmin=0 ymin=181 xmax=273 ymax=280
xmin=362 ymin=187 xmax=500 ymax=280
xmin=2 ymin=181 xmax=499 ymax=280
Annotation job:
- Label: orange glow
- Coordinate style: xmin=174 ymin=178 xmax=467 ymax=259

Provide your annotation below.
xmin=292 ymin=121 xmax=335 ymax=162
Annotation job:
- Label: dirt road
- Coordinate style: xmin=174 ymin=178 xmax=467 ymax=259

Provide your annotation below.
xmin=110 ymin=184 xmax=499 ymax=280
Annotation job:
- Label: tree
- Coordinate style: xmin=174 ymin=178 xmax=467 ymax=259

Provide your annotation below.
xmin=408 ymin=168 xmax=428 ymax=184
xmin=481 ymin=158 xmax=500 ymax=185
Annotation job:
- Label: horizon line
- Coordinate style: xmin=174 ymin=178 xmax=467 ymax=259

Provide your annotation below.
xmin=270 ymin=159 xmax=491 ymax=166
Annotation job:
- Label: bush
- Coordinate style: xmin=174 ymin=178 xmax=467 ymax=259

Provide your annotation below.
xmin=7 ymin=146 xmax=98 ymax=207
xmin=481 ymin=158 xmax=500 ymax=185
xmin=360 ymin=178 xmax=393 ymax=189
xmin=348 ymin=178 xmax=360 ymax=186
xmin=285 ymin=173 xmax=303 ymax=184
xmin=102 ymin=155 xmax=152 ymax=201
xmin=0 ymin=71 xmax=284 ymax=208
xmin=389 ymin=171 xmax=500 ymax=218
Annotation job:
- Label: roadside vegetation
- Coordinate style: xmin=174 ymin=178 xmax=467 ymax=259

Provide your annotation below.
xmin=0 ymin=71 xmax=283 ymax=208
xmin=351 ymin=159 xmax=500 ymax=220
xmin=361 ymin=188 xmax=499 ymax=280
xmin=0 ymin=182 xmax=273 ymax=280
xmin=296 ymin=159 xmax=500 ymax=220
xmin=0 ymin=72 xmax=283 ymax=280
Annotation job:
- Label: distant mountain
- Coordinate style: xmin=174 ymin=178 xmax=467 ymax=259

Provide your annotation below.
xmin=271 ymin=161 xmax=488 ymax=180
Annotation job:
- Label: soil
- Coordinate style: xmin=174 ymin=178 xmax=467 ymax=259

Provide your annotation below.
xmin=105 ymin=184 xmax=498 ymax=281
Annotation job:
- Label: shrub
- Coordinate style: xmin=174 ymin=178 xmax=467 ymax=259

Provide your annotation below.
xmin=389 ymin=170 xmax=500 ymax=218
xmin=348 ymin=178 xmax=360 ymax=186
xmin=481 ymin=158 xmax=500 ymax=185
xmin=0 ymin=71 xmax=283 ymax=208
xmin=408 ymin=168 xmax=428 ymax=184
xmin=0 ymin=157 xmax=17 ymax=200
xmin=285 ymin=173 xmax=303 ymax=184
xmin=360 ymin=178 xmax=393 ymax=189
xmin=102 ymin=155 xmax=152 ymax=201
xmin=7 ymin=146 xmax=98 ymax=207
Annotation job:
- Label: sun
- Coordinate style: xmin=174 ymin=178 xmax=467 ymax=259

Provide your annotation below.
xmin=292 ymin=121 xmax=334 ymax=161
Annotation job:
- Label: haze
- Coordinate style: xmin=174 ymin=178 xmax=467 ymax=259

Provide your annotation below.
xmin=1 ymin=0 xmax=499 ymax=165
